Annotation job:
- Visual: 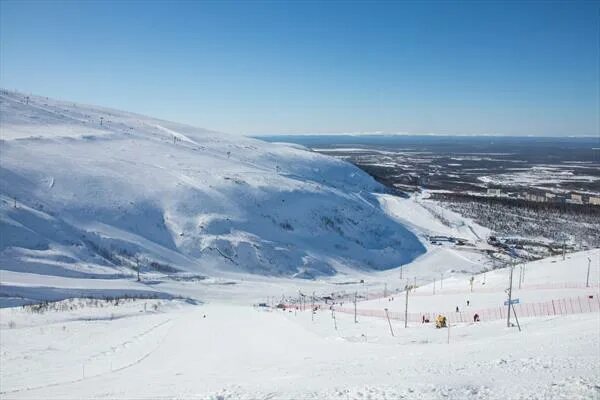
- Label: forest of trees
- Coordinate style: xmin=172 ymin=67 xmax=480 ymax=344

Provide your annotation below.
xmin=431 ymin=193 xmax=599 ymax=248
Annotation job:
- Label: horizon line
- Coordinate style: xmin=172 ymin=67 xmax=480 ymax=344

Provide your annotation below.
xmin=250 ymin=132 xmax=600 ymax=139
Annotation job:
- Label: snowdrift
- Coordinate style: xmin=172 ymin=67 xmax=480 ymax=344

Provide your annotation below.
xmin=0 ymin=90 xmax=425 ymax=280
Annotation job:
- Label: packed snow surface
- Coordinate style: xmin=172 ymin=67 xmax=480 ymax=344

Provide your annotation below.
xmin=1 ymin=250 xmax=598 ymax=399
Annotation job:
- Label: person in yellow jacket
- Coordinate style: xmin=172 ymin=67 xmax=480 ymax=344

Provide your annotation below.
xmin=435 ymin=314 xmax=447 ymax=328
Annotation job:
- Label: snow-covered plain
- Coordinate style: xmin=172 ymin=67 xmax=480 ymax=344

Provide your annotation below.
xmin=1 ymin=91 xmax=599 ymax=399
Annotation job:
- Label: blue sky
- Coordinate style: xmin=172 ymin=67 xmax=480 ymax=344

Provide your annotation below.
xmin=1 ymin=1 xmax=598 ymax=136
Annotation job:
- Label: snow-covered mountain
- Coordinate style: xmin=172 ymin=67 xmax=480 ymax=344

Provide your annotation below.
xmin=0 ymin=90 xmax=425 ymax=280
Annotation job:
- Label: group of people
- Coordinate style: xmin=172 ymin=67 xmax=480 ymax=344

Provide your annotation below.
xmin=422 ymin=312 xmax=480 ymax=324
xmin=421 ymin=299 xmax=480 ymax=325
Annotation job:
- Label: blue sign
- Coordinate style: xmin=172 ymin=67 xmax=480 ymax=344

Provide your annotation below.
xmin=504 ymin=298 xmax=520 ymax=305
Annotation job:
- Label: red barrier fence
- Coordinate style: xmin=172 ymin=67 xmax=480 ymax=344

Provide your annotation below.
xmin=332 ymin=295 xmax=600 ymax=324
xmin=410 ymin=282 xmax=600 ymax=297
xmin=363 ymin=282 xmax=600 ymax=301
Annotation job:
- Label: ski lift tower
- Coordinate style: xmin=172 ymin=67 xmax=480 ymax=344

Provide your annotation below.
xmin=505 ymin=247 xmax=521 ymax=331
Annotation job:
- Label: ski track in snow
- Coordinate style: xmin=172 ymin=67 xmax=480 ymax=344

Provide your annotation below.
xmin=1 ymin=314 xmax=174 ymax=396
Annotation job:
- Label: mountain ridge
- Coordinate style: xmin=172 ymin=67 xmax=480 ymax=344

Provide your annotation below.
xmin=0 ymin=90 xmax=426 ymax=280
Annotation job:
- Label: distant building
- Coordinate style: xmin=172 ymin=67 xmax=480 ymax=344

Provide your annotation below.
xmin=569 ymin=193 xmax=583 ymax=205
xmin=588 ymin=196 xmax=600 ymax=206
xmin=524 ymin=191 xmax=547 ymax=203
xmin=487 ymin=188 xmax=501 ymax=196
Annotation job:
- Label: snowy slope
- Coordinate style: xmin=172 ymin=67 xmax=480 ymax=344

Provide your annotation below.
xmin=0 ymin=90 xmax=425 ymax=283
xmin=360 ymin=249 xmax=600 ymax=314
xmin=1 ymin=250 xmax=598 ymax=399
xmin=377 ymin=191 xmax=491 ymax=242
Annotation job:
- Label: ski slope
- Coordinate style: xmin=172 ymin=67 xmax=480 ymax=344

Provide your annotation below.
xmin=0 ymin=90 xmax=425 ymax=303
xmin=1 ymin=250 xmax=598 ymax=399
xmin=358 ymin=249 xmax=600 ymax=315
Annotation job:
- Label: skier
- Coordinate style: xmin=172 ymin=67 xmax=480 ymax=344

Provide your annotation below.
xmin=473 ymin=313 xmax=480 ymax=322
xmin=456 ymin=306 xmax=460 ymax=313
xmin=467 ymin=300 xmax=470 ymax=306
